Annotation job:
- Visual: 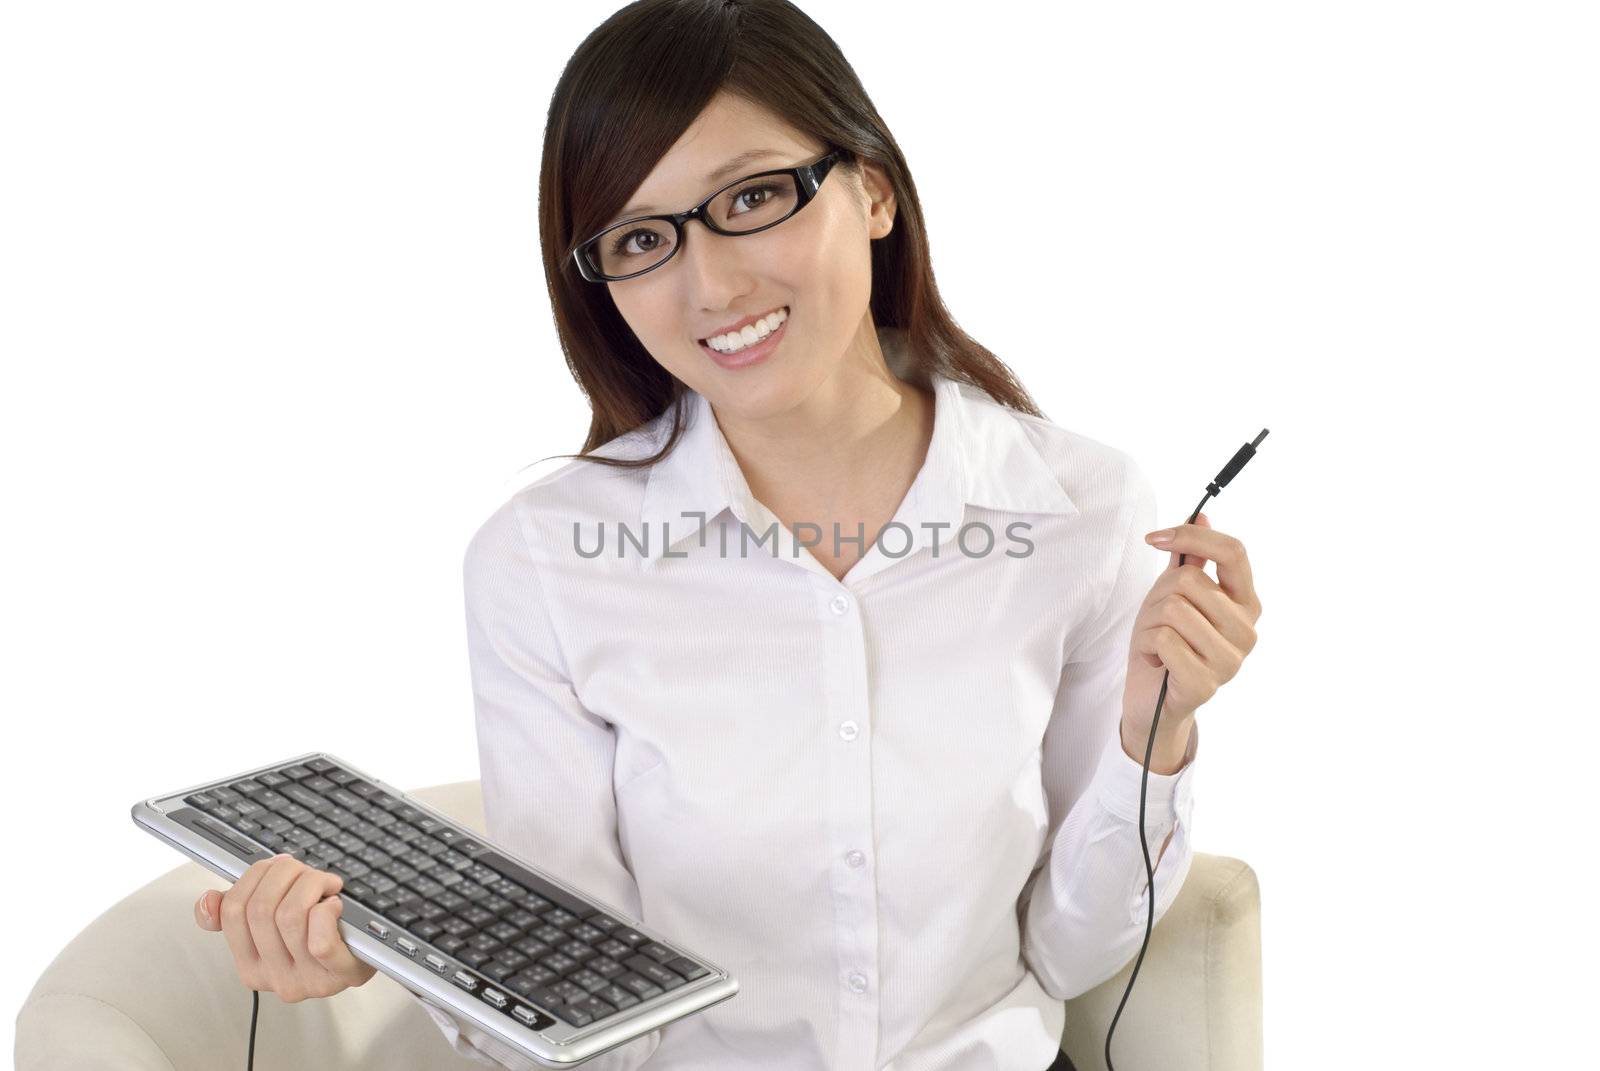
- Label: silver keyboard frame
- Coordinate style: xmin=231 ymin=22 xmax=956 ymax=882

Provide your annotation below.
xmin=131 ymin=751 xmax=739 ymax=1066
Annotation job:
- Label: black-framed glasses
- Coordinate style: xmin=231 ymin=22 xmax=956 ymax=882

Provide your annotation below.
xmin=570 ymin=149 xmax=847 ymax=283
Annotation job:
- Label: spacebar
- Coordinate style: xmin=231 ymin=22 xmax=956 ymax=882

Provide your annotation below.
xmin=476 ymin=850 xmax=596 ymax=918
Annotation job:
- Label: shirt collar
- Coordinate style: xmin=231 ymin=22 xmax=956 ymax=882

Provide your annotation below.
xmin=638 ymin=327 xmax=1077 ymax=569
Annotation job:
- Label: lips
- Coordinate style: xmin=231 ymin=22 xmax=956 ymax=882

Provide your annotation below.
xmin=697 ymin=305 xmax=788 ymax=344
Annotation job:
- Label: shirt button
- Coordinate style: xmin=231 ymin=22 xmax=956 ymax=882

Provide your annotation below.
xmin=845 ymin=850 xmax=865 ymax=868
xmin=838 ymin=721 xmax=859 ymax=741
xmin=847 ymin=971 xmax=868 ymax=994
xmin=829 ymin=593 xmax=850 ymax=615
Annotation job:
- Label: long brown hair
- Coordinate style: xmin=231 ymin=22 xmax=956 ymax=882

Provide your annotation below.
xmin=537 ymin=0 xmax=1043 ymax=470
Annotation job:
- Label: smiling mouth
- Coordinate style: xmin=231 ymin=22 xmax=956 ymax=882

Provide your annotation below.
xmin=697 ymin=306 xmax=790 ymax=350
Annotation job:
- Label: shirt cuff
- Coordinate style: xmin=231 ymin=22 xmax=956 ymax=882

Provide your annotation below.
xmin=1090 ymin=719 xmax=1198 ymax=828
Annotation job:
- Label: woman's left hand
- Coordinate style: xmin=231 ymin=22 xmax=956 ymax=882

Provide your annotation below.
xmin=1121 ymin=512 xmax=1262 ymax=767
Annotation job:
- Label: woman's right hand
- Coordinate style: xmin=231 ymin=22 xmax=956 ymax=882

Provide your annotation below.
xmin=194 ymin=852 xmax=378 ymax=1002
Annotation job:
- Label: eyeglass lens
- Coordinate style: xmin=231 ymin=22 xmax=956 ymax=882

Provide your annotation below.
xmin=586 ymin=172 xmax=803 ymax=279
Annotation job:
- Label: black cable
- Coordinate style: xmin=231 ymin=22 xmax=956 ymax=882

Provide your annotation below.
xmin=1104 ymin=429 xmax=1267 ymax=1071
xmin=247 ymin=988 xmax=259 ymax=1071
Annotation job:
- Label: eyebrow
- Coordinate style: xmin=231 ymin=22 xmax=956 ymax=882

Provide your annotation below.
xmin=612 ymin=149 xmax=788 ymax=221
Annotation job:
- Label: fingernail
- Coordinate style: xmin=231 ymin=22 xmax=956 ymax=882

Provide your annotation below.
xmin=1146 ymin=529 xmax=1174 ymax=546
xmin=198 ymin=895 xmax=211 ymax=923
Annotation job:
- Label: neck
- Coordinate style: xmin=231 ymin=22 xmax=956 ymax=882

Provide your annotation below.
xmin=710 ymin=320 xmax=934 ymax=520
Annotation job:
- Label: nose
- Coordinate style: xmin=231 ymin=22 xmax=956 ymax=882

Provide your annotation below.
xmin=675 ymin=217 xmax=756 ymax=303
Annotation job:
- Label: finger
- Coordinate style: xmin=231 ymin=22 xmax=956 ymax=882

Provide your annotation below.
xmin=278 ymin=868 xmax=343 ymax=971
xmin=307 ymin=895 xmax=370 ymax=984
xmin=1146 ymin=512 xmax=1256 ymax=610
xmin=195 ymin=888 xmax=223 ymax=932
xmin=1156 ymin=512 xmax=1212 ymax=573
xmin=243 ymin=855 xmax=305 ymax=985
xmin=1159 ymin=588 xmax=1246 ymax=679
xmin=218 ymin=856 xmax=278 ymax=977
xmin=1159 ymin=564 xmax=1258 ymax=656
xmin=1132 ymin=622 xmax=1209 ymax=714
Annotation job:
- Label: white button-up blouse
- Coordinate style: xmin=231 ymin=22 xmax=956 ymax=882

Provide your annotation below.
xmin=413 ymin=329 xmax=1198 ymax=1070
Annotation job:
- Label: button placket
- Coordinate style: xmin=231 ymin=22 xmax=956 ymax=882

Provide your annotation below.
xmin=816 ymin=580 xmax=880 ymax=1069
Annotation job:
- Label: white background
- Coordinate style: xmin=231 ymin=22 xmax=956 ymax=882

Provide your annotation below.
xmin=4 ymin=1 xmax=1596 ymax=1066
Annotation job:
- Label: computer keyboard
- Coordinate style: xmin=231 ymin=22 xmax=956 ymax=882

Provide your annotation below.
xmin=133 ymin=752 xmax=738 ymax=1066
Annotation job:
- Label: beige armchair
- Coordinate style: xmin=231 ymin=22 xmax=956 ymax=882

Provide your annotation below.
xmin=15 ymin=780 xmax=1262 ymax=1070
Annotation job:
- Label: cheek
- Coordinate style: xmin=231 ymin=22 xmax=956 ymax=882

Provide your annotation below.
xmin=783 ymin=204 xmax=874 ymax=307
xmin=611 ymin=293 xmax=696 ymax=376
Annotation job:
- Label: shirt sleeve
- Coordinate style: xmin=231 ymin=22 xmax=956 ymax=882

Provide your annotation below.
xmin=1018 ymin=456 xmax=1200 ymax=1002
xmin=404 ymin=498 xmax=661 ymax=1069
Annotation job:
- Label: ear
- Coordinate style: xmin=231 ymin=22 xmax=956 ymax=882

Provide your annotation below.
xmin=855 ymin=158 xmax=897 ymax=240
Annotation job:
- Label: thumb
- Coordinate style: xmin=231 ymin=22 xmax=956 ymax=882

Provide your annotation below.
xmin=194 ymin=889 xmax=221 ymax=931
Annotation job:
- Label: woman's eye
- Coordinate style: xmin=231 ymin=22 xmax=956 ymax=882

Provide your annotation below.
xmin=609 ymin=229 xmax=661 ymax=257
xmin=728 ymin=184 xmax=780 ymax=215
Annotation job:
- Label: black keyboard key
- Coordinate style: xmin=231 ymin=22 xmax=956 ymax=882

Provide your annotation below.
xmin=569 ymin=995 xmax=618 ymax=1023
xmin=347 ymin=780 xmax=381 ymax=798
xmin=513 ymin=937 xmax=551 ymax=959
xmin=524 ymin=985 xmax=569 ymax=1011
xmin=281 ymin=764 xmax=314 ymax=780
xmin=666 ymin=956 xmax=709 ymax=981
xmin=588 ymin=956 xmax=625 ymax=979
xmin=624 ymin=955 xmax=687 ymax=991
xmin=476 ymin=851 xmax=594 ymax=919
xmin=481 ymin=959 xmax=521 ymax=984
xmin=640 ymin=941 xmax=678 ymax=964
xmin=551 ymin=980 xmax=588 ymax=1003
xmin=305 ymin=758 xmax=337 ymax=773
xmin=287 ymin=786 xmax=333 ymax=812
xmin=539 ymin=952 xmax=578 ymax=975
xmin=488 ymin=950 xmax=529 ymax=975
xmin=504 ymin=975 xmax=540 ymax=999
xmin=598 ymin=983 xmax=639 ymax=1010
xmin=615 ymin=972 xmax=663 ymax=1000
xmin=568 ymin=968 xmax=608 ymax=994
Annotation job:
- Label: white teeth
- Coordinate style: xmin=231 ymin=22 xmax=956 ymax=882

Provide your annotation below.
xmin=705 ymin=307 xmax=787 ymax=353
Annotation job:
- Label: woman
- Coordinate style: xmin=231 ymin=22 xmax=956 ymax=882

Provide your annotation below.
xmin=193 ymin=2 xmax=1263 ymax=1069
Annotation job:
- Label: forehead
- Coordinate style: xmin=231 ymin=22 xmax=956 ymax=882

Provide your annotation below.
xmin=615 ymin=93 xmax=820 ymax=218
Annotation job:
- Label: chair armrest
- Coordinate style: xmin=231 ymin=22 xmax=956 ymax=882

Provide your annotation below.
xmin=1059 ymin=852 xmax=1263 ymax=1071
xmin=16 ymin=781 xmax=490 ymax=1071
